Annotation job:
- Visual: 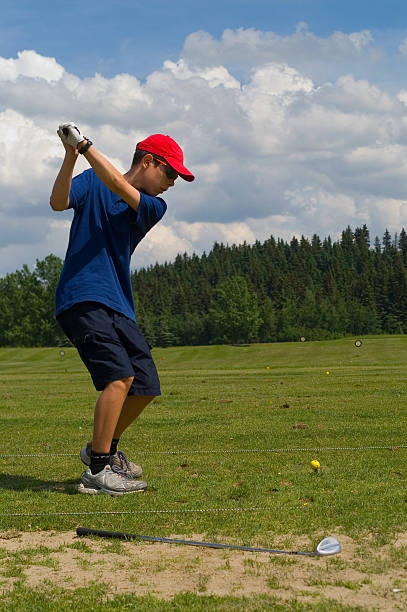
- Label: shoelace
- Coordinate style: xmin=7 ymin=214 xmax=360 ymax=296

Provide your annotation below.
xmin=115 ymin=450 xmax=132 ymax=472
xmin=110 ymin=464 xmax=132 ymax=480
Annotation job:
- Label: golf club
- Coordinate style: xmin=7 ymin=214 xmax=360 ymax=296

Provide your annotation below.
xmin=76 ymin=527 xmax=341 ymax=557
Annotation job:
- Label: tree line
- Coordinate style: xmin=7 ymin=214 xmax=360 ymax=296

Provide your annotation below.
xmin=1 ymin=225 xmax=407 ymax=347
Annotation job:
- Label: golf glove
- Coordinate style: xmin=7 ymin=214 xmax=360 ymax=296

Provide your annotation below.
xmin=57 ymin=122 xmax=86 ymax=148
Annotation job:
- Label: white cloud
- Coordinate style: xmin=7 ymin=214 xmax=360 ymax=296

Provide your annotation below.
xmin=315 ymin=75 xmax=397 ymax=113
xmin=368 ymin=197 xmax=407 ymax=231
xmin=0 ymin=109 xmax=61 ymax=204
xmin=2 ymin=26 xmax=407 ymax=277
xmin=131 ymin=223 xmax=194 ymax=268
xmin=284 ymin=187 xmax=367 ymax=236
xmin=182 ymin=26 xmax=374 ymax=68
xmin=181 ymin=25 xmax=376 ymax=85
xmin=163 ymin=59 xmax=240 ymax=89
xmin=0 ymin=50 xmax=64 ymax=82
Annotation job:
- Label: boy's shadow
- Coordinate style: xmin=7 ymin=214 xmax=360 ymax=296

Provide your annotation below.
xmin=0 ymin=473 xmax=79 ymax=495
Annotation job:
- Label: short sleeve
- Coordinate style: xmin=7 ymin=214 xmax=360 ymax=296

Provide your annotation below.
xmin=136 ymin=193 xmax=167 ymax=235
xmin=69 ymin=169 xmax=92 ymax=211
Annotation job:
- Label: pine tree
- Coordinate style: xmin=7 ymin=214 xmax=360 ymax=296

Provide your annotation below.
xmin=209 ymin=275 xmax=262 ymax=343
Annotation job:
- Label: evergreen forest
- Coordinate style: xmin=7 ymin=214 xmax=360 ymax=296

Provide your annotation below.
xmin=1 ymin=225 xmax=407 ymax=347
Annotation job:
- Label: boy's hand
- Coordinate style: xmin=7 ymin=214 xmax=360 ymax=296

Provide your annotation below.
xmin=57 ymin=122 xmax=86 ymax=149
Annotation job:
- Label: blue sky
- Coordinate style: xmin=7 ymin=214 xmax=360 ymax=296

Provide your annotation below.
xmin=2 ymin=0 xmax=407 ymax=79
xmin=2 ymin=1 xmax=407 ymax=275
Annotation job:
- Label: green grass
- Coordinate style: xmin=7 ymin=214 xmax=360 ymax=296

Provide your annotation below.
xmin=1 ymin=336 xmax=407 ymax=537
xmin=0 ymin=585 xmax=366 ymax=612
xmin=0 ymin=336 xmax=407 ymax=609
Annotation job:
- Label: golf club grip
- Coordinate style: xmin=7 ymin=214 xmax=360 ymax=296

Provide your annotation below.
xmin=77 ymin=527 xmax=131 ymax=540
xmin=76 ymin=527 xmax=315 ymax=555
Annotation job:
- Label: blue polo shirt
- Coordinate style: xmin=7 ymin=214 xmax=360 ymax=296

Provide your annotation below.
xmin=55 ymin=169 xmax=167 ymax=321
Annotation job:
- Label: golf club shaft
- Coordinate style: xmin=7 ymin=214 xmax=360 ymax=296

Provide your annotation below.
xmin=76 ymin=527 xmax=316 ymax=556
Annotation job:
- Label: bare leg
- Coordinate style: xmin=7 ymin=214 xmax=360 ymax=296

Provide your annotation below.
xmin=92 ymin=377 xmax=134 ymax=453
xmin=113 ymin=395 xmax=154 ymax=439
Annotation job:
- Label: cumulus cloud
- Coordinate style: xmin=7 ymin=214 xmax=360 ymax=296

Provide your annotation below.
xmin=1 ymin=28 xmax=407 ymax=276
xmin=163 ymin=59 xmax=240 ymax=89
xmin=181 ymin=25 xmax=378 ymax=85
xmin=182 ymin=25 xmax=374 ymax=67
xmin=0 ymin=50 xmax=64 ymax=82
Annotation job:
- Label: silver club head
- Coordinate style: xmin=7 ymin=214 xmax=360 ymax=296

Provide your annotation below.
xmin=315 ymin=537 xmax=341 ymax=556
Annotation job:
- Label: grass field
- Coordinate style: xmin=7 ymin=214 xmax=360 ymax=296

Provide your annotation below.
xmin=1 ymin=336 xmax=407 ymax=610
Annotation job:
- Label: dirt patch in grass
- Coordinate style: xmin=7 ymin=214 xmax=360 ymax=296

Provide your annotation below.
xmin=0 ymin=530 xmax=406 ymax=609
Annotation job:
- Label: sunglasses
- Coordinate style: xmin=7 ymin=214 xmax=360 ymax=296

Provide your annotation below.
xmin=154 ymin=157 xmax=178 ymax=180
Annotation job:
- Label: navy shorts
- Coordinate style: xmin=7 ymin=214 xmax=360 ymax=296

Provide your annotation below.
xmin=57 ymin=301 xmax=161 ymax=396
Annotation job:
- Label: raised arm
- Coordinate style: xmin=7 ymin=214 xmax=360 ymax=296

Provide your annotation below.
xmin=57 ymin=123 xmax=141 ymax=212
xmin=50 ymin=143 xmax=78 ymax=211
xmin=79 ymin=143 xmax=141 ymax=211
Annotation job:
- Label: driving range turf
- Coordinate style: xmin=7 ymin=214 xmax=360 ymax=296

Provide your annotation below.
xmin=0 ymin=336 xmax=407 ymax=610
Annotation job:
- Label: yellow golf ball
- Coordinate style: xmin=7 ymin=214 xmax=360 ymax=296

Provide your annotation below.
xmin=310 ymin=460 xmax=320 ymax=471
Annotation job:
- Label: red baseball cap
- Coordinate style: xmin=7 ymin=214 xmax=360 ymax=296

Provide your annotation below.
xmin=136 ymin=134 xmax=195 ymax=182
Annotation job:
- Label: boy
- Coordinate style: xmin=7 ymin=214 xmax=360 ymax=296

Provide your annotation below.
xmin=50 ymin=122 xmax=194 ymax=495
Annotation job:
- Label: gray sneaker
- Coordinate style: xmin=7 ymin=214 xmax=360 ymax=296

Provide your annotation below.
xmin=80 ymin=444 xmax=143 ymax=478
xmin=78 ymin=465 xmax=147 ymax=496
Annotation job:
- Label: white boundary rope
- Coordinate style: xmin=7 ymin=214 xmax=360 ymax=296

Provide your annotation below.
xmin=2 ymin=506 xmax=275 ymax=518
xmin=0 ymin=445 xmax=406 ymax=458
xmin=0 ymin=446 xmax=402 ymax=519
